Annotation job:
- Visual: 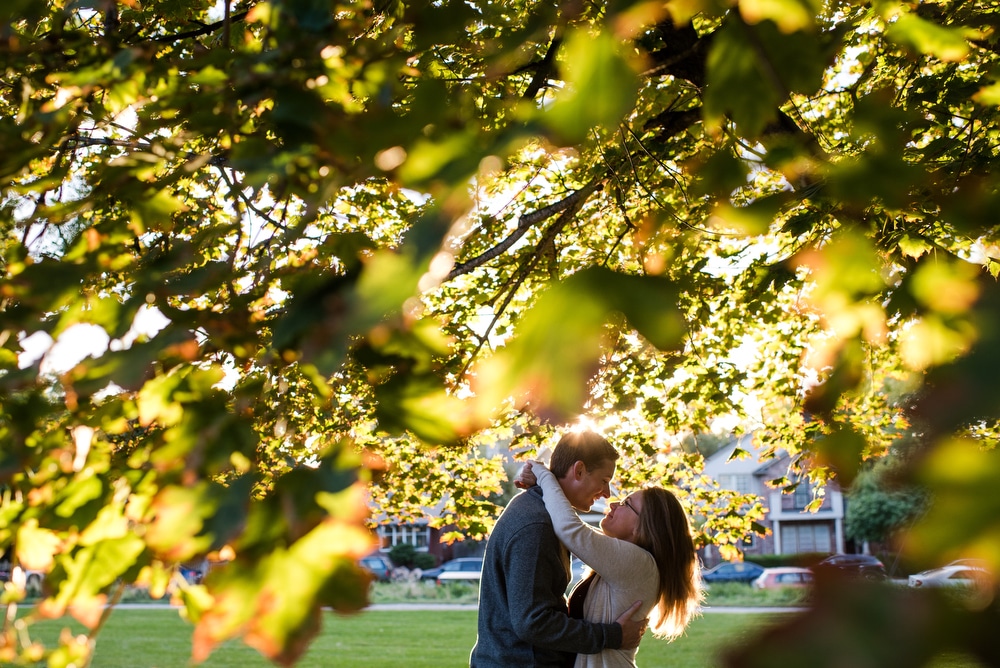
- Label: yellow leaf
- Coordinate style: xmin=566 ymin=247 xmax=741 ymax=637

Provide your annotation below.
xmin=911 ymin=259 xmax=980 ymax=314
xmin=16 ymin=520 xmax=61 ymax=571
xmin=740 ymin=0 xmax=815 ymax=33
xmin=667 ymin=0 xmax=733 ymax=24
xmin=974 ymin=82 xmax=1000 ymax=106
xmin=79 ymin=505 xmax=130 ymax=545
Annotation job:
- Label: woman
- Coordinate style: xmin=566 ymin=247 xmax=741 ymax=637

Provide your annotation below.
xmin=517 ymin=462 xmax=702 ymax=667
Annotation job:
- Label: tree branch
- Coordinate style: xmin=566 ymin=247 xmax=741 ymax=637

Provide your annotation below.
xmin=447 ymin=178 xmax=603 ymax=280
xmin=522 ymin=33 xmax=562 ymax=100
xmin=150 ymin=10 xmax=250 ymax=44
xmin=458 ymin=200 xmax=585 ymax=376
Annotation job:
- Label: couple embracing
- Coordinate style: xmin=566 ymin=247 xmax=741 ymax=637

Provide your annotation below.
xmin=470 ymin=430 xmax=703 ymax=668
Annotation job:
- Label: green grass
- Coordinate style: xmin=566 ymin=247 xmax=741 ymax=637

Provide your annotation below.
xmin=22 ymin=608 xmax=778 ymax=668
xmin=7 ymin=582 xmax=811 ymax=667
xmin=20 ymin=606 xmax=989 ymax=668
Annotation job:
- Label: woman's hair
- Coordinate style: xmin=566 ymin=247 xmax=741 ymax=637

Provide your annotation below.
xmin=632 ymin=487 xmax=703 ymax=640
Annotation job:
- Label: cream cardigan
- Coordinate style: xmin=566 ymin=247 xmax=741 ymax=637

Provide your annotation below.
xmin=535 ymin=466 xmax=660 ymax=668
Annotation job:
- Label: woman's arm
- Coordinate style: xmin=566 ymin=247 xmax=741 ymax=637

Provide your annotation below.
xmin=533 ymin=464 xmax=655 ymax=584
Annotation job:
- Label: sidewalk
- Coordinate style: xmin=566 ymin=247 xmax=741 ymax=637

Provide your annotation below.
xmin=109 ymin=602 xmax=806 ymax=613
xmin=366 ymin=603 xmax=804 ymax=613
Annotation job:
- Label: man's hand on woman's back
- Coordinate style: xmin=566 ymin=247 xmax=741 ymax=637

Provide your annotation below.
xmin=615 ymin=601 xmax=647 ymax=650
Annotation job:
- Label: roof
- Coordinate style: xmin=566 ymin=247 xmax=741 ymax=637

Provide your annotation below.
xmin=703 ymin=433 xmax=788 ymax=477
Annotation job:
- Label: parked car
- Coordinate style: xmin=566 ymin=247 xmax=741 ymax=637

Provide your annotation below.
xmin=753 ymin=567 xmax=814 ymax=590
xmin=813 ymin=554 xmax=887 ymax=581
xmin=944 ymin=558 xmax=989 ymax=569
xmin=569 ymin=557 xmax=589 ymax=590
xmin=0 ymin=562 xmax=46 ymax=594
xmin=426 ymin=557 xmax=483 ymax=584
xmin=908 ymin=563 xmax=993 ymax=590
xmin=359 ymin=554 xmax=394 ymax=582
xmin=179 ymin=564 xmax=204 ymax=584
xmin=701 ymin=561 xmax=766 ymax=584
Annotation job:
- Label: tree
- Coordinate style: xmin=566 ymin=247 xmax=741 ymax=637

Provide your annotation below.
xmin=3 ymin=0 xmax=1000 ymax=666
xmin=844 ymin=457 xmax=926 ymax=549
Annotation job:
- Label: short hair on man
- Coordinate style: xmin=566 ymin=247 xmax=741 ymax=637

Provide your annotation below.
xmin=549 ymin=430 xmax=618 ymax=478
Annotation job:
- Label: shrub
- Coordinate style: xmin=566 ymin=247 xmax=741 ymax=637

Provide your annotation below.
xmin=388 ymin=544 xmax=418 ymax=568
xmin=413 ymin=553 xmax=437 ymax=570
xmin=748 ymin=553 xmax=829 ymax=568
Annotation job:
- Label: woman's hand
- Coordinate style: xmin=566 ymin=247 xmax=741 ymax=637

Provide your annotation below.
xmin=513 ymin=461 xmax=538 ymax=489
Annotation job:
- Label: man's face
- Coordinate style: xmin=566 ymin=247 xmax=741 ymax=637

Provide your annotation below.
xmin=560 ymin=459 xmax=616 ymax=512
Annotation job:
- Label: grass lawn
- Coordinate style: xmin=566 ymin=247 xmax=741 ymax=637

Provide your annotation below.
xmin=25 ymin=608 xmax=779 ymax=668
xmin=22 ymin=606 xmax=988 ymax=668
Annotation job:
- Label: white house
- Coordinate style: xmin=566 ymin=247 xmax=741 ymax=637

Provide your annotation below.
xmin=701 ymin=433 xmax=846 ymax=566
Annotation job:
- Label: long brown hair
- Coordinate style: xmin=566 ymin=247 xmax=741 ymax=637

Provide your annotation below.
xmin=632 ymin=487 xmax=703 ymax=639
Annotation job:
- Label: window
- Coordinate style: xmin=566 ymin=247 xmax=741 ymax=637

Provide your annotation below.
xmin=719 ymin=474 xmax=753 ymax=494
xmin=780 ymin=480 xmax=826 ymax=511
xmin=781 ymin=522 xmax=834 ymax=554
xmin=792 ymin=483 xmax=811 ymax=509
xmin=377 ymin=523 xmax=431 ymax=551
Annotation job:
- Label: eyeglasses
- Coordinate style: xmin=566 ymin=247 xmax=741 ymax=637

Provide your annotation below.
xmin=618 ymin=497 xmax=639 ymax=516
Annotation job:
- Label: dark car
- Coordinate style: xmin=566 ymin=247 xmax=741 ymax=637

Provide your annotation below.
xmin=359 ymin=555 xmax=393 ymax=582
xmin=813 ymin=554 xmax=886 ymax=580
xmin=701 ymin=561 xmax=766 ymax=584
xmin=421 ymin=557 xmax=483 ymax=584
xmin=179 ymin=564 xmax=204 ymax=584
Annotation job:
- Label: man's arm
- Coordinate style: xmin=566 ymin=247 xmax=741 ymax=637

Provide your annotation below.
xmin=503 ymin=519 xmax=624 ymax=654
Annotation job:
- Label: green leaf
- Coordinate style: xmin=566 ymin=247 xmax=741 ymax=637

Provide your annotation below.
xmin=352 ymin=250 xmax=423 ymax=330
xmin=398 ymin=132 xmax=478 ymax=185
xmin=692 ymin=146 xmax=749 ymax=197
xmin=826 ymin=150 xmax=925 ymax=209
xmin=709 ymin=194 xmax=787 ymax=236
xmin=898 ymin=235 xmax=932 ymax=259
xmin=885 ymin=13 xmax=972 ymax=62
xmin=542 ymin=29 xmax=640 ymax=142
xmin=143 ymin=479 xmax=249 ymax=562
xmin=704 ymin=19 xmax=782 ymax=136
xmin=906 ymin=437 xmax=1000 ymax=576
xmin=479 ymin=268 xmax=684 ymax=418
xmin=68 ymin=327 xmax=200 ymax=397
xmin=704 ymin=18 xmax=826 ymax=137
xmin=374 ymin=372 xmax=470 ymax=446
xmin=728 ymin=447 xmax=750 ymax=462
xmin=811 ymin=423 xmax=867 ymax=486
xmin=130 ymin=188 xmax=188 ymax=233
xmin=50 ymin=534 xmax=146 ymax=613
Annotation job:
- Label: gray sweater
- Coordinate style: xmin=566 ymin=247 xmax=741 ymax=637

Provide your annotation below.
xmin=470 ymin=486 xmax=623 ymax=667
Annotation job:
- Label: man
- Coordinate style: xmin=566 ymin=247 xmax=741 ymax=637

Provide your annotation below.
xmin=470 ymin=430 xmax=646 ymax=667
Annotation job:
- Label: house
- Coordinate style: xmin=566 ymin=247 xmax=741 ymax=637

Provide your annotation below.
xmin=374 ymin=519 xmax=469 ymax=563
xmin=700 ymin=433 xmax=846 ymax=567
xmin=372 ymin=502 xmax=485 ymax=565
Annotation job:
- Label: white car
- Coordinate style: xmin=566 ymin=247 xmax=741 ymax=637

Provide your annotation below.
xmin=1 ymin=564 xmax=45 ymax=595
xmin=433 ymin=557 xmax=483 ymax=584
xmin=908 ymin=563 xmax=992 ymax=589
xmin=752 ymin=567 xmax=814 ymax=590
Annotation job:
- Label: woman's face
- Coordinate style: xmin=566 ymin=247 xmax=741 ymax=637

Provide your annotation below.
xmin=600 ymin=490 xmax=644 ymax=543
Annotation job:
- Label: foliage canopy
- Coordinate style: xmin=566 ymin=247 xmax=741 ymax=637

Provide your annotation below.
xmin=4 ymin=0 xmax=1000 ymax=665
